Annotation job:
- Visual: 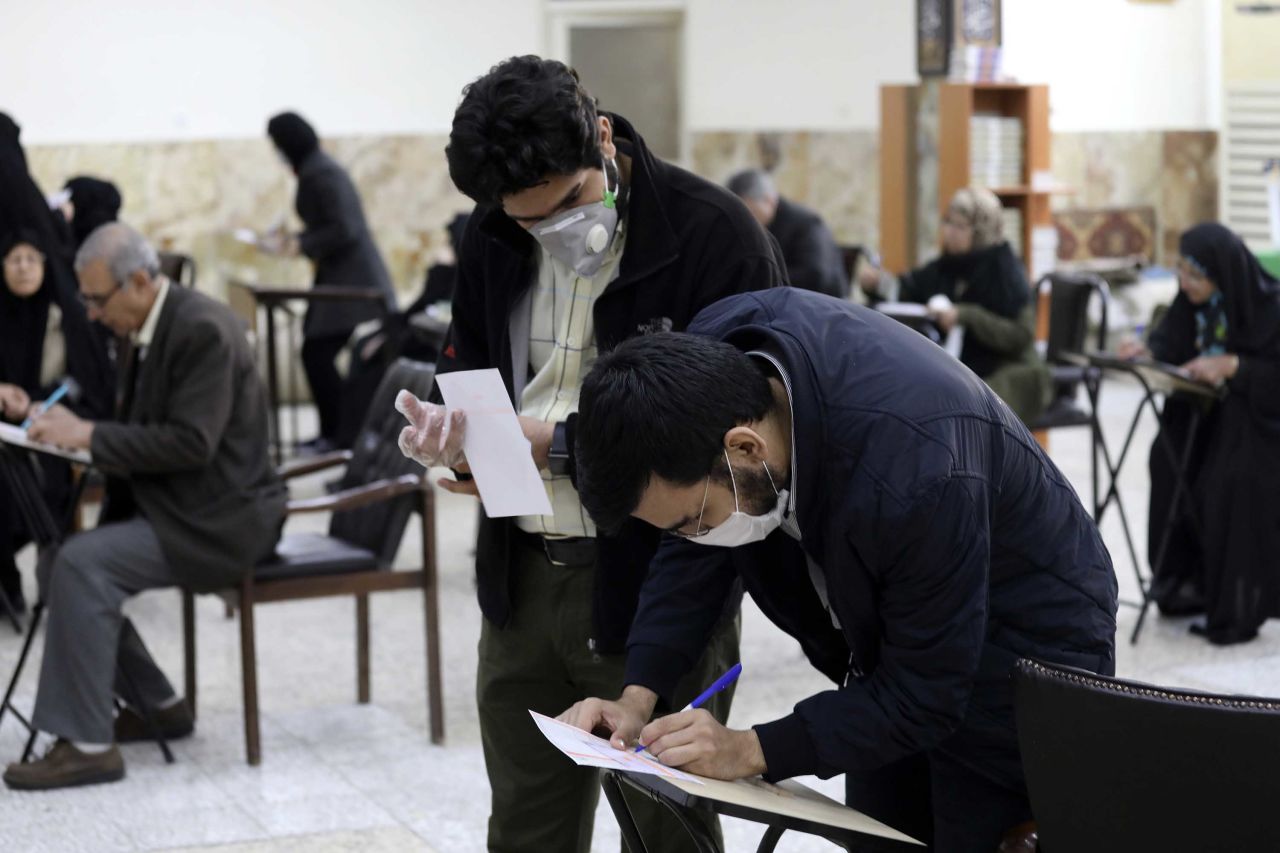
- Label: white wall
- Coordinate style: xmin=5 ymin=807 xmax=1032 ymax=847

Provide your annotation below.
xmin=1002 ymin=0 xmax=1214 ymax=132
xmin=683 ymin=0 xmax=915 ymax=131
xmin=0 ymin=0 xmax=543 ymax=145
xmin=0 ymin=0 xmax=1217 ymax=144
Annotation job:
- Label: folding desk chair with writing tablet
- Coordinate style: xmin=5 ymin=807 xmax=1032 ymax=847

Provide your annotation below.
xmin=600 ymin=767 xmax=922 ymax=853
xmin=0 ymin=425 xmax=178 ymax=765
xmin=1071 ymin=352 xmax=1224 ymax=644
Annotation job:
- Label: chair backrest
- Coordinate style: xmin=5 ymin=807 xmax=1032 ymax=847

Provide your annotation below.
xmin=1015 ymin=658 xmax=1280 ymax=851
xmin=1036 ymin=272 xmax=1109 ymax=363
xmin=157 ymin=251 xmax=197 ymax=288
xmin=839 ymin=244 xmax=866 ymax=282
xmin=330 ymin=358 xmax=436 ymax=566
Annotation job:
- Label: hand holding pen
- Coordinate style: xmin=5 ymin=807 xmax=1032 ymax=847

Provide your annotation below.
xmin=20 ymin=380 xmax=71 ymax=431
xmin=631 ymin=663 xmax=766 ymax=781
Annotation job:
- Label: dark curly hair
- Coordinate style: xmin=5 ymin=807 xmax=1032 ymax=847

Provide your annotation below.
xmin=446 ymin=56 xmax=603 ymax=206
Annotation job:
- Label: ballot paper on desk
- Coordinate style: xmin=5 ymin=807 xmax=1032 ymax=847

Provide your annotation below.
xmin=0 ymin=422 xmax=92 ymax=464
xmin=530 ymin=711 xmax=703 ymax=784
xmin=434 ymin=369 xmax=553 ymax=518
xmin=531 ymin=710 xmax=924 ymax=845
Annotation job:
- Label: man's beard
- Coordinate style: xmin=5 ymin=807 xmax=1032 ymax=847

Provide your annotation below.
xmin=711 ymin=459 xmax=780 ymax=516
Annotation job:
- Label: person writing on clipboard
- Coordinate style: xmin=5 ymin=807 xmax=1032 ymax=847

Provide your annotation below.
xmin=1116 ymin=222 xmax=1280 ymax=645
xmin=395 ymin=56 xmax=785 ymax=853
xmin=557 ymin=288 xmax=1118 ymax=852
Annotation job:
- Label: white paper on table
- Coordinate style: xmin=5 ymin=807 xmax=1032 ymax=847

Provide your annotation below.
xmin=873 ymin=301 xmax=929 ymax=318
xmin=529 ymin=711 xmax=703 ymax=785
xmin=0 ymin=422 xmax=91 ymax=464
xmin=434 ymin=369 xmax=553 ymax=518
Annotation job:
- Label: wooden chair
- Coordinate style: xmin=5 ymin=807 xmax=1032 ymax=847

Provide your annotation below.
xmin=181 ymin=358 xmax=444 ymax=765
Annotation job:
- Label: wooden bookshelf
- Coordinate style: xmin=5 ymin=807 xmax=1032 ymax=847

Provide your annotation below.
xmin=880 ymin=82 xmax=1054 ymax=446
xmin=879 ymin=82 xmax=1051 ymax=280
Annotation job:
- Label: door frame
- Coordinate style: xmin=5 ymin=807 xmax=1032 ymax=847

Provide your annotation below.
xmin=545 ymin=0 xmax=689 ymax=165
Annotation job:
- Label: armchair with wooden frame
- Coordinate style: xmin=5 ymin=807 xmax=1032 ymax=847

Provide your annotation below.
xmin=180 ymin=357 xmax=444 ymax=765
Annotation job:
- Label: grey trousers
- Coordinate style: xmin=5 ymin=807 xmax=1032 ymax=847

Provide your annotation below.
xmin=32 ymin=517 xmax=180 ymax=743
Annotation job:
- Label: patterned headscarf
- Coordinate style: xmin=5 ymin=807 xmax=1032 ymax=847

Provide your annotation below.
xmin=948 ymin=187 xmax=1005 ymax=251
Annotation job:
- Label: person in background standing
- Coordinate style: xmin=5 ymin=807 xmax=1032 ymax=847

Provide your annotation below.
xmin=265 ymin=111 xmax=396 ymax=453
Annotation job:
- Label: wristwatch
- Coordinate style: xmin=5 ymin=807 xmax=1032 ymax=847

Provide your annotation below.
xmin=547 ymin=421 xmax=571 ymax=476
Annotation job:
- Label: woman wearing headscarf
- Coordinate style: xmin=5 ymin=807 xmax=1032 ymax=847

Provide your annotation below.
xmin=61 ymin=176 xmax=123 ymax=250
xmin=0 ymin=229 xmax=115 ymax=614
xmin=1120 ymin=222 xmax=1280 ymax=644
xmin=860 ymin=187 xmax=1051 ymax=424
xmin=264 ymin=111 xmax=396 ymax=454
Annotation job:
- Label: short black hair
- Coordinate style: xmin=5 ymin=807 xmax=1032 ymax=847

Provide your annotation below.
xmin=447 ymin=55 xmax=603 ymax=206
xmin=575 ymin=333 xmax=775 ymax=533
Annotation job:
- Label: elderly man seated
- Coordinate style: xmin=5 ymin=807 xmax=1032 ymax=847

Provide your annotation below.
xmin=3 ymin=223 xmax=285 ymax=790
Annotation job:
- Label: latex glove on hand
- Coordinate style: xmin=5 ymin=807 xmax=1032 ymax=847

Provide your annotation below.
xmin=395 ymin=390 xmax=467 ymax=469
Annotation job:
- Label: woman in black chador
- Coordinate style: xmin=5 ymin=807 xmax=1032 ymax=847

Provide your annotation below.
xmin=1134 ymin=222 xmax=1280 ymax=645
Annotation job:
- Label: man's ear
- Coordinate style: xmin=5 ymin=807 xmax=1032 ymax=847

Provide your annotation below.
xmin=724 ymin=426 xmax=768 ymax=465
xmin=128 ymin=268 xmax=152 ymax=293
xmin=598 ymin=115 xmax=616 ymax=160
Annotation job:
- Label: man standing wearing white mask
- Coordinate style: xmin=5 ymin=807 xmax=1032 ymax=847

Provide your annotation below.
xmin=395 ymin=56 xmax=785 ymax=853
xmin=560 ymin=288 xmax=1119 ymax=853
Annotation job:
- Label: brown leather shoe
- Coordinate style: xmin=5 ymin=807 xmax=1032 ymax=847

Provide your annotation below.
xmin=114 ymin=700 xmax=194 ymax=743
xmin=3 ymin=740 xmax=125 ymax=790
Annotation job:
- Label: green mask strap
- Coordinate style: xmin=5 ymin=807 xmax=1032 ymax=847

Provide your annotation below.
xmin=602 ymin=156 xmax=619 ymax=210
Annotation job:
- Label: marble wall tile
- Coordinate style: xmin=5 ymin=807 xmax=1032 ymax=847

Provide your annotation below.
xmin=23 ymin=126 xmax=1216 ymax=302
xmin=690 ymin=129 xmax=880 ymax=246
xmin=806 ymin=131 xmax=880 ymax=247
xmin=1050 ymin=130 xmax=1219 ymax=264
xmin=1160 ymin=130 xmax=1219 ymax=261
xmin=1050 ymin=131 xmax=1165 ymax=213
xmin=25 ymin=134 xmax=471 ymax=303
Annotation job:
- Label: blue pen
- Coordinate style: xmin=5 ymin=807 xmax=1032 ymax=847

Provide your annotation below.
xmin=635 ymin=663 xmax=742 ymax=752
xmin=20 ymin=381 xmax=70 ymax=431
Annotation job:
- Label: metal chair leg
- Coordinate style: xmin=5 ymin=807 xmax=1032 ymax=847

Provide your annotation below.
xmin=356 ymin=594 xmax=370 ymax=704
xmin=421 ymin=490 xmax=444 ymax=744
xmin=238 ymin=580 xmax=261 ymax=766
xmin=602 ymin=772 xmax=650 ymax=853
xmin=1 ymin=602 xmax=45 ymax=734
xmin=182 ymin=590 xmax=197 ymax=720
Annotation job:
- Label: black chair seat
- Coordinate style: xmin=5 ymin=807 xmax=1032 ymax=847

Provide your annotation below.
xmin=1030 ymin=397 xmax=1092 ymax=430
xmin=256 ymin=532 xmax=379 ymax=581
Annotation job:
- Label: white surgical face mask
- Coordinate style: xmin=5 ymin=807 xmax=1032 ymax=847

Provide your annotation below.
xmin=682 ymin=450 xmax=787 ymax=548
xmin=530 ymin=156 xmax=620 ymax=278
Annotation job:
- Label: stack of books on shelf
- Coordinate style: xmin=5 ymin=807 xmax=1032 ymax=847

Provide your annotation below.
xmin=1030 ymin=225 xmax=1060 ymax=282
xmin=970 ymin=114 xmax=1024 ymax=190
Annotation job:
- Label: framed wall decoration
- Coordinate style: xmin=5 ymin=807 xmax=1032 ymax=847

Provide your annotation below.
xmin=917 ymin=0 xmax=951 ymax=77
xmin=955 ymin=0 xmax=1002 ymax=48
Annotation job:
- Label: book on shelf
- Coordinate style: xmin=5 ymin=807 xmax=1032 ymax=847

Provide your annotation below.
xmin=969 ymin=114 xmax=1024 ymax=189
xmin=949 ymin=46 xmax=1004 ymax=83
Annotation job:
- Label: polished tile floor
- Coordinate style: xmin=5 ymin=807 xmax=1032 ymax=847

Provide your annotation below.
xmin=1 ymin=377 xmax=1276 ymax=852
